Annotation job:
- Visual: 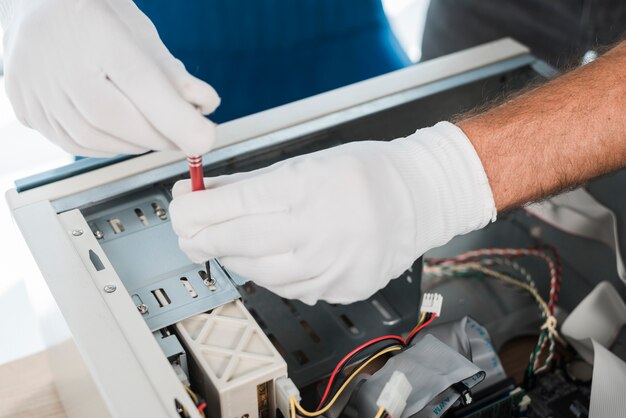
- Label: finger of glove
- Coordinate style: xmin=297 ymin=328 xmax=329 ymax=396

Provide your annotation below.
xmin=54 ymin=97 xmax=149 ymax=155
xmin=51 ymin=115 xmax=131 ymax=157
xmin=177 ymin=214 xmax=294 ymax=261
xmin=153 ymin=58 xmax=220 ymax=115
xmin=219 ymin=252 xmax=310 ymax=287
xmin=101 ymin=35 xmax=216 ymax=155
xmin=170 ymin=175 xmax=288 ymax=238
xmin=64 ymin=72 xmax=179 ymax=151
xmin=28 ymin=96 xmax=117 ymax=158
xmin=107 ymin=0 xmax=221 ymax=114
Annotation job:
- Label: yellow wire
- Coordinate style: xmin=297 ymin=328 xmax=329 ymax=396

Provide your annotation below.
xmin=374 ymin=406 xmax=386 ymax=418
xmin=462 ymin=263 xmax=550 ymax=317
xmin=183 ymin=385 xmax=205 ymax=418
xmin=292 ymin=346 xmax=402 ymax=417
xmin=184 ymin=385 xmax=198 ymax=403
xmin=447 ymin=263 xmax=565 ymax=344
xmin=428 ymin=262 xmax=550 ymax=316
xmin=290 ymin=396 xmax=297 ymax=418
xmin=418 ymin=311 xmax=426 ymax=326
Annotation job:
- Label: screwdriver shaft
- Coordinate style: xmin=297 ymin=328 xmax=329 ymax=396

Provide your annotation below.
xmin=188 ymin=155 xmax=211 ymax=281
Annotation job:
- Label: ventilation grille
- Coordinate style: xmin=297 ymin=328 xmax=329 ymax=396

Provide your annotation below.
xmin=176 ymin=300 xmax=287 ymax=418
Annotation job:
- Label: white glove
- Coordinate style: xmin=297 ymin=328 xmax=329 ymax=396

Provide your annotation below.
xmin=170 ymin=122 xmax=497 ymax=305
xmin=0 ymin=0 xmax=219 ymax=157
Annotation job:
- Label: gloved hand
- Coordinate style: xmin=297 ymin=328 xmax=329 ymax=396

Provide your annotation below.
xmin=0 ymin=0 xmax=219 ymax=157
xmin=170 ymin=122 xmax=497 ymax=305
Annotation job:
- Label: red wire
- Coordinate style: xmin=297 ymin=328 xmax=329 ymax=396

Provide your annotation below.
xmin=535 ymin=244 xmax=563 ymax=309
xmin=426 ymin=246 xmax=562 ymax=314
xmin=405 ymin=314 xmax=437 ymax=345
xmin=197 ymin=402 xmax=207 ymax=413
xmin=316 ymin=335 xmax=405 ymax=410
xmin=316 ymin=315 xmax=437 ymax=410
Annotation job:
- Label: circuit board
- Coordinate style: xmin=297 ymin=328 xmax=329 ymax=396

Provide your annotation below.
xmin=447 ymin=379 xmax=527 ymax=418
xmin=527 ymin=371 xmax=590 ymax=418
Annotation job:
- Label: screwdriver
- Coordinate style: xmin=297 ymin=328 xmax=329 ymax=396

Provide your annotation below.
xmin=187 ymin=155 xmax=212 ymax=284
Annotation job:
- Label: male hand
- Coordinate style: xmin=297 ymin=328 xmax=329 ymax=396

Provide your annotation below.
xmin=170 ymin=122 xmax=497 ymax=305
xmin=0 ymin=0 xmax=219 ymax=157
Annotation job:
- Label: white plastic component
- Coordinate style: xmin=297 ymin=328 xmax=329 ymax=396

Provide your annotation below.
xmin=172 ymin=363 xmax=190 ymax=386
xmin=275 ymin=377 xmax=301 ymax=418
xmin=176 ymin=300 xmax=288 ymax=418
xmin=518 ymin=392 xmax=532 ymax=412
xmin=562 ymin=281 xmax=626 ymax=364
xmin=421 ymin=293 xmax=443 ymax=316
xmin=376 ymin=370 xmax=413 ymax=418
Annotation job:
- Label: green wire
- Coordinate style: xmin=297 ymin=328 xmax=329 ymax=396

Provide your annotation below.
xmin=527 ymin=330 xmax=546 ymax=377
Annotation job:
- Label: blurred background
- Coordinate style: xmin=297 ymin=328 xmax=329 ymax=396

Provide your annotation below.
xmin=0 ymin=33 xmax=73 ymax=365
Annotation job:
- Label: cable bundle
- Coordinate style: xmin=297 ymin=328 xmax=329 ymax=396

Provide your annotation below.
xmin=424 ymin=245 xmax=564 ymax=382
xmin=290 ymin=297 xmax=440 ymax=418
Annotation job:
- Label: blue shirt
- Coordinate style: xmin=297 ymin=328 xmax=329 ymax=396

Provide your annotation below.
xmin=133 ymin=0 xmax=410 ymax=122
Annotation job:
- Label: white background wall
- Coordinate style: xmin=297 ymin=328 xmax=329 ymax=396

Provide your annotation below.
xmin=0 ymin=0 xmax=430 ymax=365
xmin=0 ymin=29 xmax=73 ymax=365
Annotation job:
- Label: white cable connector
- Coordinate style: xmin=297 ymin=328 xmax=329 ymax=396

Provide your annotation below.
xmin=376 ymin=371 xmax=413 ymax=418
xmin=421 ymin=292 xmax=443 ymax=316
xmin=275 ymin=376 xmax=300 ymax=418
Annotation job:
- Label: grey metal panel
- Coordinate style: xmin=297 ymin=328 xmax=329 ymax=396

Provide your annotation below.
xmin=100 ymin=223 xmax=193 ymax=289
xmin=83 ymin=191 xmax=239 ymax=331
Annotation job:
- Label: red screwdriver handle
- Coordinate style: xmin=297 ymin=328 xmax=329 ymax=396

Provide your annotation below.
xmin=187 ymin=156 xmax=205 ymax=192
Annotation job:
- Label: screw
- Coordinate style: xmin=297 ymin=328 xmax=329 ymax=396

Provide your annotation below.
xmin=155 ymin=208 xmax=167 ymax=220
xmin=71 ymin=229 xmax=83 ymax=236
xmin=103 ymin=284 xmax=117 ymax=293
xmin=137 ymin=304 xmax=148 ymax=314
xmin=94 ymin=229 xmax=104 ymax=240
xmin=152 ymin=202 xmax=168 ymax=220
xmin=530 ymin=226 xmax=543 ymax=238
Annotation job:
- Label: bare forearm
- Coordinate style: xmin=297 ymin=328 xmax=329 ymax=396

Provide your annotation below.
xmin=458 ymin=41 xmax=626 ymax=211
